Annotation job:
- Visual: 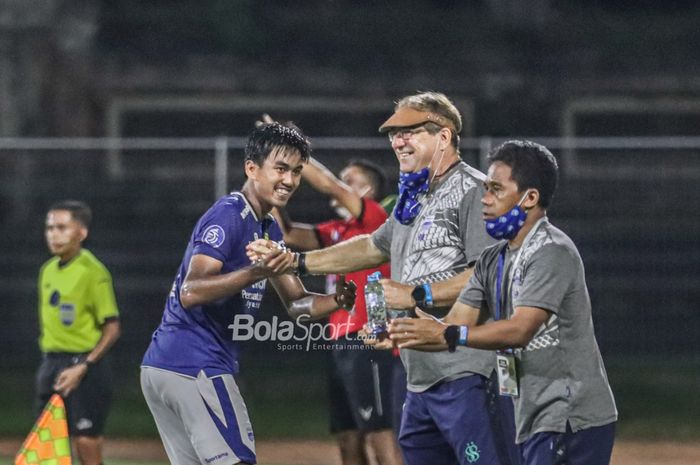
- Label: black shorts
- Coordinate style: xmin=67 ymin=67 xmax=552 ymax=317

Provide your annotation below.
xmin=35 ymin=353 xmax=113 ymax=437
xmin=329 ymin=335 xmax=394 ymax=434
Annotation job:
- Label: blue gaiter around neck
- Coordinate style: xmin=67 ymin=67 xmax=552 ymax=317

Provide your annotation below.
xmin=394 ymin=168 xmax=430 ymax=225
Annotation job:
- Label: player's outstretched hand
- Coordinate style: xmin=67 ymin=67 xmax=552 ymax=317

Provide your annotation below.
xmin=53 ymin=363 xmax=87 ymax=397
xmin=358 ymin=323 xmax=394 ymax=350
xmin=247 ymin=239 xmax=295 ymax=275
xmin=380 ymin=278 xmax=417 ymax=310
xmin=246 ymin=238 xmax=274 ymax=262
xmin=334 ymin=274 xmax=357 ymax=310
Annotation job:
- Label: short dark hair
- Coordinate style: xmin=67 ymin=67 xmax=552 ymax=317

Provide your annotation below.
xmin=48 ymin=200 xmax=92 ymax=228
xmin=245 ymin=122 xmax=311 ymax=166
xmin=488 ymin=140 xmax=559 ymax=208
xmin=346 ymin=159 xmax=386 ymax=200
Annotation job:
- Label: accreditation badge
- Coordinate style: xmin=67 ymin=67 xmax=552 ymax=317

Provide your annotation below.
xmin=59 ymin=303 xmax=76 ymax=326
xmin=496 ymin=350 xmax=519 ymax=397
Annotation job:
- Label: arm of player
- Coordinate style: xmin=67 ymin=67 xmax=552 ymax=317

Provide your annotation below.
xmin=180 ymin=247 xmax=293 ymax=309
xmin=305 ymin=234 xmax=387 ymax=274
xmin=247 ymin=234 xmax=388 ymax=275
xmin=381 ymin=266 xmax=476 ymax=310
xmin=390 ymin=305 xmax=551 ymax=351
xmin=271 ymin=207 xmax=322 ymax=251
xmin=53 ymin=318 xmax=121 ymax=397
xmin=302 ymin=157 xmax=364 ymax=218
xmin=270 ymin=273 xmax=357 ymax=320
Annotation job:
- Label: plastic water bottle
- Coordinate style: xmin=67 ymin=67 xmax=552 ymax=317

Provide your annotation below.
xmin=364 ymin=271 xmax=387 ymax=335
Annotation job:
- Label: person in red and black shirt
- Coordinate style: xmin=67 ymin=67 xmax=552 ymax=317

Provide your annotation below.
xmin=275 ymin=157 xmax=403 ymax=465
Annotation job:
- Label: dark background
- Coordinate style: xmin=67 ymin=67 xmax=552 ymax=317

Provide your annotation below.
xmin=0 ymin=0 xmax=698 ymax=439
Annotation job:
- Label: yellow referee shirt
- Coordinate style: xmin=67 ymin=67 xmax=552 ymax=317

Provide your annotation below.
xmin=38 ymin=249 xmax=119 ymax=353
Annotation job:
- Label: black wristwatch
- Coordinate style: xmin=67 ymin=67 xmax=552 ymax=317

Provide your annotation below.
xmin=443 ymin=325 xmax=469 ymax=353
xmin=444 ymin=325 xmax=460 ymax=353
xmin=411 ymin=283 xmax=433 ymax=310
xmin=291 ymin=252 xmax=308 ymax=276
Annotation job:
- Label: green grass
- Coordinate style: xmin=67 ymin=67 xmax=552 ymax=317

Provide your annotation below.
xmin=1 ymin=355 xmax=699 ymax=442
xmin=0 ymin=355 xmax=332 ymax=439
xmin=605 ymin=356 xmax=700 ymax=440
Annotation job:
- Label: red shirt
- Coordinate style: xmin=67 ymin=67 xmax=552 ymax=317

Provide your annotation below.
xmin=315 ymin=198 xmax=390 ymax=339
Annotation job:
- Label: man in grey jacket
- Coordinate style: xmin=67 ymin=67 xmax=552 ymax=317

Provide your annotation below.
xmin=249 ymin=92 xmax=518 ymax=465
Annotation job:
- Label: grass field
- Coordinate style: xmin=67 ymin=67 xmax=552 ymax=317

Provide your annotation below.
xmin=606 ymin=356 xmax=700 ymax=440
xmin=1 ymin=355 xmax=698 ymax=464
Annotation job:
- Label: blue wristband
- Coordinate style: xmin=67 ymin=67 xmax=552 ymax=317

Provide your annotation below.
xmin=458 ymin=325 xmax=469 ymax=347
xmin=422 ymin=283 xmax=433 ymax=308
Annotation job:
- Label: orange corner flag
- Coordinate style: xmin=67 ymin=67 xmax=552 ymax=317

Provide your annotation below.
xmin=15 ymin=394 xmax=72 ymax=465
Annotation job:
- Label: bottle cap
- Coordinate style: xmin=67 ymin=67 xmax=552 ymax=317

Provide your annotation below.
xmin=367 ymin=271 xmax=382 ymax=282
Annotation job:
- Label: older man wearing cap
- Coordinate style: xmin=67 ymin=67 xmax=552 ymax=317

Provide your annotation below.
xmin=248 ymin=92 xmax=519 ymax=465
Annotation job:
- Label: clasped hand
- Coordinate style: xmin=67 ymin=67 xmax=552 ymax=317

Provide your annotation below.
xmin=246 ymin=239 xmax=295 ymax=275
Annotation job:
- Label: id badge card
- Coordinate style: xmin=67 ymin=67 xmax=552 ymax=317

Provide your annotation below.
xmin=496 ymin=350 xmax=519 ymax=397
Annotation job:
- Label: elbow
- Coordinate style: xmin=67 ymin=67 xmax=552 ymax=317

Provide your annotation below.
xmin=179 ymin=286 xmax=197 ymax=310
xmin=104 ymin=320 xmax=121 ymax=342
xmin=287 ymin=296 xmax=315 ymax=320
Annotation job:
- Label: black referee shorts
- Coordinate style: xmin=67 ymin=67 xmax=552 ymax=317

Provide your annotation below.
xmin=35 ymin=353 xmax=113 ymax=437
xmin=329 ymin=335 xmax=394 ymax=434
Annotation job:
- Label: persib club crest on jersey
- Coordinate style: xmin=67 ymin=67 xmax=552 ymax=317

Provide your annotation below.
xmin=203 ymin=225 xmax=225 ymax=248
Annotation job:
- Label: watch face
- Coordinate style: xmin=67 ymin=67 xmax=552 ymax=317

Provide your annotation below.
xmin=412 ymin=285 xmax=426 ymax=302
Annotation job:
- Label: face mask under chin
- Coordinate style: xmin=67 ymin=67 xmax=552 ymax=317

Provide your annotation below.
xmin=484 ymin=192 xmax=530 ymax=240
xmin=393 ymin=136 xmax=446 ymax=225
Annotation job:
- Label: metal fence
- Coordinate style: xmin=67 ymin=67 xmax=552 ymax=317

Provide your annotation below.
xmin=2 ymin=134 xmax=700 ymax=195
xmin=0 ymin=136 xmax=698 ymax=372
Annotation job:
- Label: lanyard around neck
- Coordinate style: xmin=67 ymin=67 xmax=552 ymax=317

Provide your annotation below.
xmin=494 ymin=217 xmax=548 ymax=321
xmin=495 ymin=245 xmax=509 ymax=322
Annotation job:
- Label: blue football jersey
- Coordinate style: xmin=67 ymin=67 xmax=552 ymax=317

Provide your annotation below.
xmin=142 ymin=192 xmax=283 ymax=376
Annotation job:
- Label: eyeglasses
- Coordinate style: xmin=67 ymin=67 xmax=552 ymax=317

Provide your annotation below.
xmin=387 ymin=126 xmax=428 ymax=142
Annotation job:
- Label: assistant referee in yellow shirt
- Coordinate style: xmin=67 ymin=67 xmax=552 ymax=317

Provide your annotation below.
xmin=36 ymin=200 xmax=121 ymax=465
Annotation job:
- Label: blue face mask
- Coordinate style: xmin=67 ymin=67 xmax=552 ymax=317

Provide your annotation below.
xmin=394 ymin=168 xmax=430 ymax=225
xmin=484 ymin=192 xmax=529 ymax=240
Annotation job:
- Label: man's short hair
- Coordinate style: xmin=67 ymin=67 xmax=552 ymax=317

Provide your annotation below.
xmin=48 ymin=200 xmax=92 ymax=228
xmin=245 ymin=122 xmax=311 ymax=166
xmin=488 ymin=140 xmax=559 ymax=209
xmin=346 ymin=159 xmax=386 ymax=200
xmin=395 ymin=92 xmax=463 ymax=149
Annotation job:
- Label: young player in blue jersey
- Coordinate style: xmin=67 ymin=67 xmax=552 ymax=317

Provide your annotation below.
xmin=141 ymin=122 xmax=357 ymax=465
